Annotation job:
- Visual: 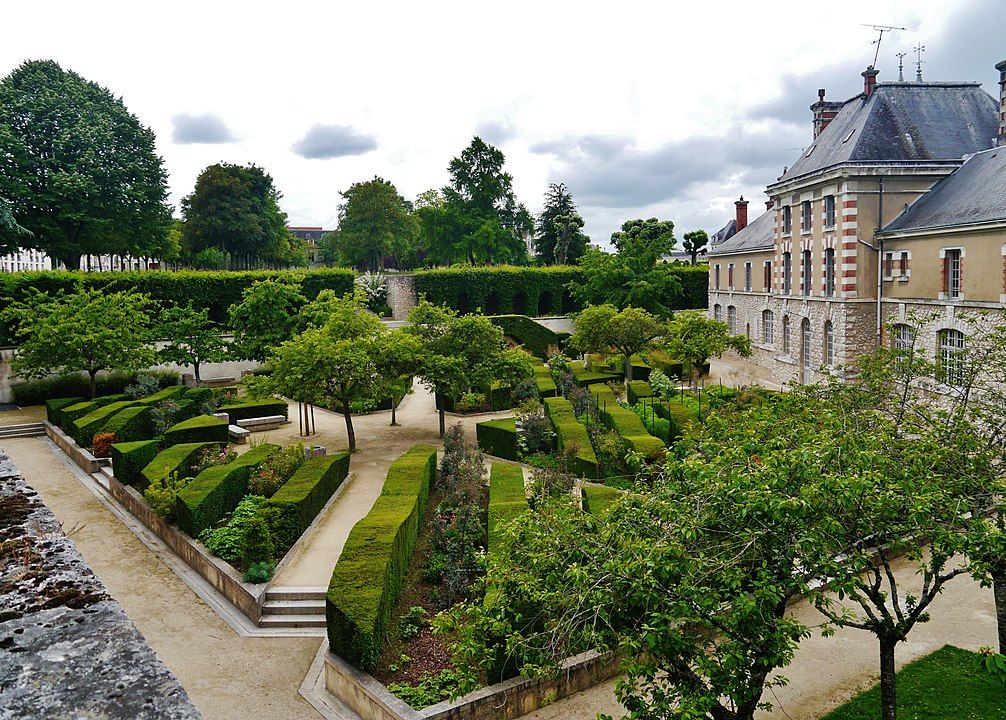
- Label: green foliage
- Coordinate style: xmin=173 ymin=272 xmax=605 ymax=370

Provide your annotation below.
xmin=485 ymin=463 xmax=527 ymax=604
xmin=14 ymin=370 xmax=179 ymax=407
xmin=72 ymin=400 xmax=139 ymax=446
xmin=124 ymin=372 xmax=162 ymax=400
xmin=681 ymin=229 xmax=709 ymax=265
xmin=2 ymin=288 xmax=156 ymax=399
xmin=243 ymin=561 xmax=274 ymax=584
xmin=532 ymin=361 xmax=557 ymax=397
xmin=589 ymin=384 xmax=665 ymax=457
xmin=647 ymin=368 xmax=677 ymax=399
xmin=143 ymin=471 xmax=191 ymax=522
xmin=475 ymin=418 xmax=518 ymax=461
xmin=110 ymin=440 xmax=160 ymax=489
xmin=249 ymin=443 xmax=305 ymax=497
xmin=629 ymin=401 xmax=672 ymax=444
xmin=0 ymin=60 xmax=171 ymax=270
xmin=265 ymin=453 xmax=351 ymax=550
xmin=542 ymin=396 xmax=599 ymax=478
xmin=400 ymin=606 xmax=429 ymax=640
xmin=242 ymin=513 xmax=274 ymax=567
xmin=663 ymin=310 xmax=752 ymax=383
xmin=228 ymin=278 xmax=308 ymax=362
xmin=326 ymin=445 xmax=437 ymax=671
xmin=570 ymin=305 xmax=666 ymax=381
xmin=141 ymin=442 xmax=230 ymax=495
xmin=581 ymin=484 xmax=623 ymax=518
xmin=45 ymin=396 xmax=84 ymax=426
xmin=200 ymin=495 xmax=267 ymax=561
xmin=175 ymin=443 xmax=280 ymax=536
xmin=217 ymin=399 xmax=289 ymax=423
xmin=134 ymin=384 xmax=187 ymax=406
xmin=626 ymin=380 xmax=653 ymax=405
xmin=157 ymin=302 xmax=229 ymax=383
xmin=333 ymin=178 xmax=417 ymax=271
xmin=100 ymin=404 xmax=153 ymax=443
xmin=570 ymin=364 xmax=620 ymax=388
xmin=488 ymin=315 xmax=559 ymax=359
xmin=163 ymin=414 xmax=229 ymax=446
xmin=413 ymin=266 xmax=580 ymax=316
xmin=59 ymin=395 xmax=126 ymax=431
xmin=534 ymin=182 xmax=589 ymax=265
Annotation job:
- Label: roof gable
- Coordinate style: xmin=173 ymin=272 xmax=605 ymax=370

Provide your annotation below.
xmin=708 ymin=210 xmax=774 ymax=255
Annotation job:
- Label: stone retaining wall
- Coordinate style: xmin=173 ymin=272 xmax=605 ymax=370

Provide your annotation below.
xmin=44 ymin=421 xmax=104 ymax=473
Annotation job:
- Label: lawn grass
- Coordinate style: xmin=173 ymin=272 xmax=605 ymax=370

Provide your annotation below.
xmin=821 ymin=645 xmax=1006 ymax=720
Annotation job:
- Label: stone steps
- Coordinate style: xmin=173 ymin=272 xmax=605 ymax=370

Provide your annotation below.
xmin=258 ymin=586 xmax=326 ymax=629
xmin=0 ymin=423 xmax=45 ymax=438
xmin=258 ymin=613 xmax=327 ymax=629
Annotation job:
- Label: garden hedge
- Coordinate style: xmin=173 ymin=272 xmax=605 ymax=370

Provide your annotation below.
xmin=589 ymin=385 xmax=664 ymax=457
xmin=485 ymin=463 xmax=527 ymax=604
xmin=101 ymin=405 xmax=154 ymax=443
xmin=176 ymin=443 xmax=280 ymax=536
xmin=326 ymin=444 xmax=437 ymax=671
xmin=582 ymin=484 xmax=624 ymax=518
xmin=571 ymin=364 xmax=620 ymax=388
xmin=72 ymin=400 xmax=140 ymax=446
xmin=45 ymin=397 xmax=84 ymax=426
xmin=11 ymin=370 xmax=179 ymax=406
xmin=489 ymin=315 xmax=560 ymax=358
xmin=649 ymin=399 xmax=699 ymax=440
xmin=266 ymin=452 xmax=351 ymax=550
xmin=59 ymin=394 xmax=128 ymax=431
xmin=216 ymin=399 xmax=289 ymax=423
xmin=110 ymin=440 xmax=160 ymax=489
xmin=163 ymin=414 xmax=230 ymax=445
xmin=413 ymin=266 xmax=581 ymax=317
xmin=543 ymin=396 xmax=599 ymax=478
xmin=532 ymin=360 xmax=557 ymax=397
xmin=136 ymin=385 xmax=186 ymax=405
xmin=476 ymin=418 xmax=518 ymax=461
xmin=141 ymin=442 xmax=223 ymax=491
xmin=0 ymin=268 xmax=355 ymax=343
xmin=183 ymin=387 xmax=214 ymax=405
xmin=626 ymin=380 xmax=654 ymax=405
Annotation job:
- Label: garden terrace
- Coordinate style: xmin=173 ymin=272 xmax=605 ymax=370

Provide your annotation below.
xmin=138 ymin=441 xmax=224 ymax=491
xmin=476 ymin=418 xmax=518 ymax=461
xmin=264 ymin=452 xmax=351 ymax=549
xmin=626 ymin=380 xmax=653 ymax=405
xmin=570 ymin=364 xmax=620 ymax=388
xmin=543 ymin=396 xmax=599 ymax=478
xmin=71 ymin=399 xmax=139 ymax=445
xmin=163 ymin=413 xmax=230 ymax=445
xmin=589 ymin=385 xmax=665 ymax=457
xmin=638 ymin=397 xmax=699 ymax=441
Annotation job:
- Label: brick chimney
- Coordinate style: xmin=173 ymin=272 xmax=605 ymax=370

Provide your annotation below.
xmin=997 ymin=59 xmax=1006 ymax=146
xmin=862 ymin=67 xmax=880 ymax=99
xmin=735 ymin=196 xmax=749 ymax=232
xmin=811 ymin=88 xmax=843 ymax=139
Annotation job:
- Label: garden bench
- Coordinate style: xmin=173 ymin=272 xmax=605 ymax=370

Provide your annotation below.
xmin=228 ymin=425 xmax=250 ymax=443
xmin=235 ymin=415 xmax=288 ymax=431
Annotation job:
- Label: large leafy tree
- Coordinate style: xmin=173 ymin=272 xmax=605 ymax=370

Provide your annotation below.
xmin=681 ymin=229 xmax=708 ymax=265
xmin=157 ymin=302 xmax=229 ymax=384
xmin=2 ymin=288 xmax=155 ymax=398
xmin=572 ymin=218 xmax=681 ymax=315
xmin=569 ymin=304 xmax=666 ymax=380
xmin=333 ymin=177 xmax=417 ymax=271
xmin=662 ymin=310 xmax=751 ymax=386
xmin=0 ymin=197 xmax=30 ymax=254
xmin=228 ymin=279 xmax=308 ymax=361
xmin=181 ymin=163 xmax=299 ymax=267
xmin=0 ymin=60 xmax=171 ymax=270
xmin=374 ymin=329 xmax=423 ymax=426
xmin=533 ymin=182 xmax=589 ymax=265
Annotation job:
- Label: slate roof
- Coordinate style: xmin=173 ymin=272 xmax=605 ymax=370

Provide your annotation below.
xmin=708 ymin=210 xmax=775 ymax=255
xmin=710 ymin=218 xmax=736 ymax=246
xmin=881 ymin=148 xmax=1006 ymax=233
xmin=776 ymin=82 xmax=999 ymax=184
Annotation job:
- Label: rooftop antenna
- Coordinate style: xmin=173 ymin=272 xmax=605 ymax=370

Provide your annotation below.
xmin=862 ymin=24 xmax=907 ymax=69
xmin=914 ymin=42 xmax=926 ymax=82
xmin=896 ymin=52 xmax=908 ymax=81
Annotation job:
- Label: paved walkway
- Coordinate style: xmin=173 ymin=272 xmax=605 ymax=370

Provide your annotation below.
xmin=524 ymin=554 xmax=997 ymax=720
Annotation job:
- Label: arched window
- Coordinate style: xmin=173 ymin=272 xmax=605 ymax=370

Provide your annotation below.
xmin=823 ymin=320 xmax=834 ymax=367
xmin=713 ymin=304 xmax=721 ymax=321
xmin=762 ymin=310 xmax=774 ymax=344
xmin=938 ymin=329 xmax=967 ymax=386
xmin=782 ymin=315 xmax=791 ymax=354
xmin=891 ymin=324 xmax=914 ymax=351
xmin=727 ymin=306 xmax=737 ymax=334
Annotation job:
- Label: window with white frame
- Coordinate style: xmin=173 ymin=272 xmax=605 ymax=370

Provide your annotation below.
xmin=938 ymin=329 xmax=966 ymax=387
xmin=824 ymin=248 xmax=835 ymax=297
xmin=892 ymin=324 xmax=914 ymax=351
xmin=946 ymin=249 xmax=962 ymax=298
xmin=801 ymin=250 xmax=812 ymax=296
xmin=782 ymin=315 xmax=791 ymax=354
xmin=744 ymin=262 xmax=752 ymax=291
xmin=727 ymin=305 xmax=737 ymax=334
xmin=762 ymin=309 xmax=774 ymax=344
xmin=782 ymin=252 xmax=792 ymax=294
xmin=824 ymin=195 xmax=836 ymax=227
xmin=801 ymin=200 xmax=812 ymax=232
xmin=823 ymin=320 xmax=834 ymax=367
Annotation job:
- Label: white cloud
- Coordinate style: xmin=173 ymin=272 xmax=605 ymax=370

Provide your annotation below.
xmin=171 ymin=113 xmax=236 ymax=144
xmin=292 ymin=125 xmax=377 ymax=160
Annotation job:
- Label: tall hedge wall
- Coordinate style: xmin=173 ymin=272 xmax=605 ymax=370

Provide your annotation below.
xmin=140 ymin=442 xmax=224 ymax=491
xmin=476 ymin=418 xmax=518 ymax=461
xmin=485 ymin=463 xmax=527 ymax=605
xmin=163 ymin=414 xmax=229 ymax=445
xmin=266 ymin=453 xmax=351 ymax=550
xmin=326 ymin=444 xmax=437 ymax=671
xmin=110 ymin=440 xmax=160 ymax=489
xmin=413 ymin=266 xmax=581 ymax=317
xmin=0 ymin=268 xmax=355 ymax=343
xmin=101 ymin=405 xmax=154 ymax=443
xmin=670 ymin=265 xmax=711 ymax=310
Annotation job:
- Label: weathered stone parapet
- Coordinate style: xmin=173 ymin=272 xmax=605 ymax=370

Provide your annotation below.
xmin=0 ymin=453 xmax=201 ymax=719
xmin=387 ymin=273 xmax=417 ymax=320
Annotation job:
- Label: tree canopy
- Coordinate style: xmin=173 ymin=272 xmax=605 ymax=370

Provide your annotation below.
xmin=332 ymin=177 xmax=417 ymax=271
xmin=0 ymin=60 xmax=171 ymax=270
xmin=569 ymin=304 xmax=666 ymax=380
xmin=681 ymin=229 xmax=708 ymax=265
xmin=157 ymin=302 xmax=229 ymax=384
xmin=533 ymin=182 xmax=588 ymax=265
xmin=228 ymin=279 xmax=308 ymax=361
xmin=662 ymin=310 xmax=750 ymax=384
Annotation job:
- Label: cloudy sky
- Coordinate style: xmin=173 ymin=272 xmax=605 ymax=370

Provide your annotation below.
xmin=2 ymin=0 xmax=1002 ymax=248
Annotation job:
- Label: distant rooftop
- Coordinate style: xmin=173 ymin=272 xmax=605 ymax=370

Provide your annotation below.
xmin=708 ymin=210 xmax=775 ymax=255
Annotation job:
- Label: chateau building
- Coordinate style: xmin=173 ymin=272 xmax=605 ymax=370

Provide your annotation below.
xmin=708 ymin=59 xmax=1006 ymax=385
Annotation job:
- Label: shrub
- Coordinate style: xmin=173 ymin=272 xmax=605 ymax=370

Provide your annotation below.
xmin=516 ymin=402 xmax=553 ymax=456
xmin=135 ymin=385 xmax=187 ymax=405
xmin=10 ymin=369 xmax=179 ymax=406
xmin=163 ymin=414 xmax=229 ymax=445
xmin=110 ymin=440 xmax=160 ymax=489
xmin=475 ymin=418 xmax=518 ymax=461
xmin=143 ymin=471 xmax=191 ymax=522
xmin=249 ymin=443 xmax=305 ymax=497
xmin=485 ymin=463 xmax=527 ymax=604
xmin=489 ymin=315 xmax=560 ymax=358
xmin=176 ymin=443 xmax=280 ymax=536
xmin=199 ymin=495 xmax=267 ymax=561
xmin=243 ymin=561 xmax=273 ymax=584
xmin=631 ymin=402 xmax=672 ymax=444
xmin=100 ymin=404 xmax=153 ymax=443
xmin=91 ymin=432 xmax=117 ymax=458
xmin=542 ymin=396 xmax=599 ymax=478
xmin=582 ymin=484 xmax=624 ymax=518
xmin=570 ymin=363 xmax=620 ymax=387
xmin=216 ymin=399 xmax=288 ymax=423
xmin=626 ymin=380 xmax=654 ymax=405
xmin=326 ymin=444 xmax=437 ymax=671
xmin=589 ymin=384 xmax=665 ymax=457
xmin=45 ymin=396 xmax=85 ymax=426
xmin=72 ymin=400 xmax=139 ymax=445
xmin=124 ymin=372 xmax=162 ymax=400
xmin=532 ymin=361 xmax=557 ymax=397
xmin=140 ymin=442 xmax=226 ymax=490
xmin=241 ymin=515 xmax=275 ymax=567
xmin=59 ymin=394 xmax=127 ymax=432
xmin=265 ymin=453 xmax=351 ymax=550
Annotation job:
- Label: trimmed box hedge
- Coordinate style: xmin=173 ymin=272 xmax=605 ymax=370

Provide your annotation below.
xmin=45 ymin=397 xmax=84 ymax=426
xmin=101 ymin=404 xmax=153 ymax=443
xmin=176 ymin=443 xmax=280 ymax=536
xmin=476 ymin=418 xmax=519 ymax=461
xmin=626 ymin=380 xmax=654 ymax=405
xmin=110 ymin=440 xmax=160 ymax=489
xmin=485 ymin=463 xmax=528 ymax=604
xmin=589 ymin=385 xmax=665 ymax=457
xmin=141 ymin=442 xmax=223 ymax=490
xmin=136 ymin=385 xmax=186 ymax=405
xmin=571 ymin=364 xmax=620 ymax=388
xmin=414 ymin=266 xmax=581 ymax=317
xmin=266 ymin=452 xmax=351 ymax=549
xmin=59 ymin=394 xmax=128 ymax=431
xmin=582 ymin=484 xmax=624 ymax=518
xmin=543 ymin=396 xmax=599 ymax=478
xmin=163 ymin=414 xmax=230 ymax=445
xmin=216 ymin=399 xmax=289 ymax=424
xmin=72 ymin=400 xmax=140 ymax=446
xmin=533 ymin=361 xmax=557 ymax=397
xmin=489 ymin=315 xmax=560 ymax=358
xmin=327 ymin=444 xmax=437 ymax=671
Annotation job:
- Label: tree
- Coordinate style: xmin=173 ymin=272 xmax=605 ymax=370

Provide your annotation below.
xmin=0 ymin=60 xmax=171 ymax=270
xmin=534 ymin=183 xmax=589 ymax=265
xmin=0 ymin=197 xmax=30 ymax=255
xmin=229 ymin=279 xmax=307 ymax=362
xmin=662 ymin=310 xmax=751 ymax=386
xmin=180 ymin=163 xmax=295 ymax=267
xmin=572 ymin=218 xmax=682 ymax=316
xmin=157 ymin=302 xmax=229 ymax=384
xmin=317 ymin=230 xmax=341 ymax=266
xmin=334 ymin=177 xmax=417 ymax=271
xmin=266 ymin=294 xmax=384 ymax=452
xmin=681 ymin=229 xmax=708 ymax=265
xmin=2 ymin=288 xmax=155 ymax=398
xmin=374 ymin=330 xmax=423 ymax=426
xmin=569 ymin=305 xmax=666 ymax=381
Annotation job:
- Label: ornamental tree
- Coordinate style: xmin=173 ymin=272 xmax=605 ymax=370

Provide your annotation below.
xmin=228 ymin=279 xmax=307 ymax=361
xmin=0 ymin=60 xmax=172 ymax=270
xmin=374 ymin=329 xmax=423 ymax=426
xmin=333 ymin=177 xmax=417 ymax=271
xmin=662 ymin=310 xmax=750 ymax=387
xmin=0 ymin=197 xmax=30 ymax=254
xmin=534 ymin=182 xmax=588 ymax=265
xmin=157 ymin=302 xmax=229 ymax=384
xmin=681 ymin=229 xmax=708 ymax=265
xmin=569 ymin=304 xmax=666 ymax=380
xmin=2 ymin=288 xmax=155 ymax=398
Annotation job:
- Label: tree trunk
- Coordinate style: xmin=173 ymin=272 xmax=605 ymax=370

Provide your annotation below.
xmin=880 ymin=636 xmax=897 ymax=720
xmin=342 ymin=406 xmax=357 ymax=452
xmin=193 ymin=361 xmax=201 ymax=385
xmin=390 ymin=396 xmax=398 ymax=426
xmin=439 ymin=406 xmax=446 ymax=438
xmin=60 ymin=253 xmax=83 ymax=272
xmin=88 ymin=370 xmax=98 ymax=400
xmin=994 ymin=572 xmax=1006 ymax=654
xmin=624 ymin=354 xmax=633 ymax=381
